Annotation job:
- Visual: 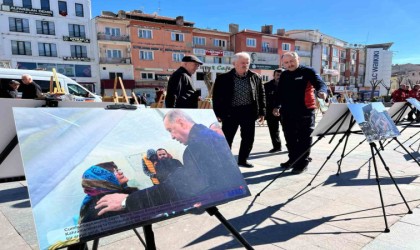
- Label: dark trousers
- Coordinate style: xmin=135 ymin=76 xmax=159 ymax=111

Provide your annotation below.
xmin=266 ymin=114 xmax=282 ymax=149
xmin=222 ymin=106 xmax=256 ymax=164
xmin=281 ymin=112 xmax=315 ymax=168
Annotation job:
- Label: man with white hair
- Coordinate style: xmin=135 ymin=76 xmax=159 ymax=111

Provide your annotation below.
xmin=20 ymin=74 xmax=42 ymax=99
xmin=165 ymin=55 xmax=203 ymax=108
xmin=213 ymin=52 xmax=266 ymax=168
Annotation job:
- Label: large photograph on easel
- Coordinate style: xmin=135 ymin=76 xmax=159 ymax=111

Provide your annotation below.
xmin=348 ymin=103 xmax=400 ymax=142
xmin=13 ymin=108 xmax=250 ymax=250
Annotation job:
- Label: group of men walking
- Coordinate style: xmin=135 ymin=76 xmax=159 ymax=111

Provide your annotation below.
xmin=165 ymin=52 xmax=327 ymax=174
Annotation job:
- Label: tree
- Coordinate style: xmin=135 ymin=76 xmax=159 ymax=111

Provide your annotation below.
xmin=380 ymin=80 xmax=391 ymax=96
xmin=395 ymin=75 xmax=405 ymax=86
xmin=369 ymin=79 xmax=383 ymax=100
xmin=202 ymin=66 xmax=213 ymax=98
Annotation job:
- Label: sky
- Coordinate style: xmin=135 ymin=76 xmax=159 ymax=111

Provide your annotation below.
xmin=91 ymin=0 xmax=420 ymax=65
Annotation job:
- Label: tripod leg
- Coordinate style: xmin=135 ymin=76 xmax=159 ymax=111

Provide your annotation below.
xmin=369 ymin=143 xmax=390 ymax=233
xmin=133 ymin=228 xmax=147 ymax=248
xmin=336 ymin=132 xmax=351 ymax=175
xmin=393 ymin=138 xmax=420 ymax=166
xmin=206 ymin=207 xmax=254 ymax=250
xmin=143 ymin=224 xmax=156 ymax=250
xmin=308 ymin=132 xmax=347 ymax=186
xmin=372 ymin=144 xmax=413 ymax=214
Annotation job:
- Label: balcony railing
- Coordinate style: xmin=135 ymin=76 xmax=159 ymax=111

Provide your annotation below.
xmin=97 ymin=33 xmax=130 ymax=42
xmin=261 ymin=47 xmax=278 ymax=54
xmin=99 ymin=57 xmax=131 ymax=64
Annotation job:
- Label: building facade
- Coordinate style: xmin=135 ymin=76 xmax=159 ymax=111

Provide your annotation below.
xmin=0 ymin=0 xmax=100 ymax=93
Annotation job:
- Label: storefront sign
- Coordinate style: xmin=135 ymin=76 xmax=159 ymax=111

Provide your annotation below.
xmin=205 ymin=50 xmax=224 ymax=56
xmin=63 ymin=36 xmax=90 ymax=43
xmin=63 ymin=56 xmax=91 ymax=62
xmin=1 ymin=4 xmax=53 ymax=16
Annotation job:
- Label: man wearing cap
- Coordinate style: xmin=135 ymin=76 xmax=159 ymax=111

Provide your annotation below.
xmin=165 ymin=55 xmax=203 ymax=108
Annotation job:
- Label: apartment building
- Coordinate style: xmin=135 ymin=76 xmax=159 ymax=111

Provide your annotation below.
xmin=230 ymin=25 xmax=294 ymax=82
xmin=0 ymin=0 xmax=100 ymax=93
xmin=94 ymin=11 xmax=134 ymax=96
xmin=192 ymin=27 xmax=234 ymax=98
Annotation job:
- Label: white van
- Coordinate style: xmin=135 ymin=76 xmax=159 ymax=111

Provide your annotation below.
xmin=0 ymin=68 xmax=102 ymax=102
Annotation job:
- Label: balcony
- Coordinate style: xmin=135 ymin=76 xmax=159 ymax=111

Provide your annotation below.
xmin=261 ymin=47 xmax=278 ymax=54
xmin=99 ymin=57 xmax=131 ymax=64
xmin=97 ymin=33 xmax=130 ymax=42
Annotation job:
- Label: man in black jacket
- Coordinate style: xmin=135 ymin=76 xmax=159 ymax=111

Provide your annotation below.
xmin=165 ymin=55 xmax=203 ymax=108
xmin=212 ymin=52 xmax=266 ymax=168
xmin=264 ymin=68 xmax=284 ymax=153
xmin=273 ymin=52 xmax=327 ymax=174
xmin=20 ymin=74 xmax=42 ymax=99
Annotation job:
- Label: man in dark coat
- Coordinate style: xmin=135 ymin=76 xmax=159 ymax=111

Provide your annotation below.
xmin=165 ymin=55 xmax=203 ymax=108
xmin=20 ymin=74 xmax=42 ymax=99
xmin=212 ymin=52 xmax=266 ymax=168
xmin=264 ymin=68 xmax=284 ymax=153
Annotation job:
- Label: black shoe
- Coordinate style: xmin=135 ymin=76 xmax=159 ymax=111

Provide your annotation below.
xmin=280 ymin=160 xmax=293 ymax=169
xmin=291 ymin=166 xmax=308 ymax=174
xmin=268 ymin=147 xmax=281 ymax=153
xmin=238 ymin=161 xmax=254 ymax=168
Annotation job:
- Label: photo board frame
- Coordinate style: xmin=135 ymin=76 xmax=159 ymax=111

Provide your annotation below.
xmin=13 ymin=108 xmax=250 ymax=250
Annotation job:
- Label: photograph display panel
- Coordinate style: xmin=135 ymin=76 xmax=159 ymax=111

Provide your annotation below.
xmin=407 ymin=98 xmax=420 ymax=111
xmin=13 ymin=108 xmax=250 ymax=250
xmin=348 ymin=102 xmax=400 ymax=143
xmin=387 ymin=102 xmax=410 ymax=122
xmin=311 ymin=103 xmax=355 ymax=137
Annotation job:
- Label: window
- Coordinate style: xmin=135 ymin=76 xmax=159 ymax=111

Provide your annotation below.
xmin=109 ymin=72 xmax=123 ymax=79
xmin=172 ymin=53 xmax=184 ymax=62
xmin=340 ymin=51 xmax=346 ymax=58
xmin=262 ymin=75 xmax=269 ymax=81
xmin=262 ymin=42 xmax=269 ymax=48
xmin=36 ymin=20 xmax=55 ymax=35
xmin=138 ymin=29 xmax=152 ymax=39
xmin=141 ymin=72 xmax=154 ymax=80
xmin=340 ymin=63 xmax=346 ymax=72
xmin=9 ymin=18 xmax=30 ymax=33
xmin=213 ymin=39 xmax=226 ymax=47
xmin=193 ymin=36 xmax=205 ymax=45
xmin=105 ymin=27 xmax=121 ymax=37
xmin=246 ymin=38 xmax=256 ymax=47
xmin=322 ymin=60 xmax=328 ymax=68
xmin=322 ymin=46 xmax=330 ymax=56
xmin=11 ymin=41 xmax=32 ymax=55
xmin=333 ymin=48 xmax=338 ymax=57
xmin=295 ymin=45 xmax=301 ymax=51
xmin=140 ymin=50 xmax=153 ymax=60
xmin=332 ymin=61 xmax=339 ymax=70
xmin=68 ymin=83 xmax=89 ymax=97
xmin=3 ymin=0 xmax=13 ymax=6
xmin=282 ymin=43 xmax=291 ymax=51
xmin=196 ymin=55 xmax=205 ymax=63
xmin=75 ymin=3 xmax=83 ymax=17
xmin=58 ymin=1 xmax=67 ymax=16
xmin=70 ymin=45 xmax=87 ymax=57
xmin=213 ymin=57 xmax=223 ymax=64
xmin=22 ymin=0 xmax=32 ymax=8
xmin=69 ymin=24 xmax=85 ymax=38
xmin=38 ymin=43 xmax=57 ymax=57
xmin=171 ymin=32 xmax=184 ymax=42
xmin=106 ymin=50 xmax=122 ymax=58
xmin=41 ymin=0 xmax=50 ymax=10
xmin=196 ymin=72 xmax=205 ymax=81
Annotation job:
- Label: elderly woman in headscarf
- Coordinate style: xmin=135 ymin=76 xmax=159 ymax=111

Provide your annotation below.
xmin=79 ymin=161 xmax=137 ymax=224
